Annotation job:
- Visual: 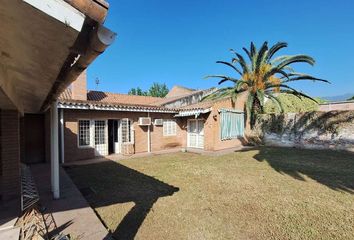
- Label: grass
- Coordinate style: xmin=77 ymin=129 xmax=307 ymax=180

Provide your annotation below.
xmin=65 ymin=147 xmax=354 ymax=240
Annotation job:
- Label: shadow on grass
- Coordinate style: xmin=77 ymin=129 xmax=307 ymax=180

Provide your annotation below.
xmin=246 ymin=147 xmax=354 ymax=193
xmin=65 ymin=160 xmax=179 ymax=240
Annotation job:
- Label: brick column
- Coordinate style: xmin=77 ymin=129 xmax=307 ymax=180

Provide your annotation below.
xmin=0 ymin=110 xmax=21 ymax=200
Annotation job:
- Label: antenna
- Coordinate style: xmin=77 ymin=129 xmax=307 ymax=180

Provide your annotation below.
xmin=95 ymin=77 xmax=100 ymax=90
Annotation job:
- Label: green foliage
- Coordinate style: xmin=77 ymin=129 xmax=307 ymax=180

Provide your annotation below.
xmin=205 ymin=41 xmax=330 ymax=128
xmin=148 ymin=82 xmax=169 ymax=97
xmin=128 ymin=83 xmax=169 ymax=97
xmin=264 ymin=93 xmax=319 ymax=113
xmin=314 ymin=97 xmax=327 ymax=104
xmin=128 ymin=87 xmax=147 ymax=96
xmin=348 ymin=96 xmax=354 ymax=101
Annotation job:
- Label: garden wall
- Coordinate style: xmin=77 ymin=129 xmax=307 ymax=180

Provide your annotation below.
xmin=253 ymin=111 xmax=354 ymax=152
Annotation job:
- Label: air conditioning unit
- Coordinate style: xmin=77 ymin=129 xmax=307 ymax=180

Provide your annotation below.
xmin=138 ymin=117 xmax=151 ymax=126
xmin=154 ymin=119 xmax=164 ymax=126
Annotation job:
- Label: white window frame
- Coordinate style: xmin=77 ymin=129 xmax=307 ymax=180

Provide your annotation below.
xmin=121 ymin=118 xmax=134 ymax=144
xmin=77 ymin=119 xmax=91 ymax=148
xmin=163 ymin=119 xmax=177 ymax=136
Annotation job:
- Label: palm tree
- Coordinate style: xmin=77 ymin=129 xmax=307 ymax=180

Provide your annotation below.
xmin=205 ymin=41 xmax=329 ymax=129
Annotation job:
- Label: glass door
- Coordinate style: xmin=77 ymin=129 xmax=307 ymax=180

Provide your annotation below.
xmin=94 ymin=120 xmax=108 ymax=156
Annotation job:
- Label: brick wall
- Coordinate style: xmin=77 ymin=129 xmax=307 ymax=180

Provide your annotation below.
xmin=0 ymin=110 xmax=21 ymax=200
xmin=203 ymin=98 xmax=245 ymax=151
xmin=71 ymin=71 xmax=87 ymax=101
xmin=63 ymin=109 xmax=185 ymax=162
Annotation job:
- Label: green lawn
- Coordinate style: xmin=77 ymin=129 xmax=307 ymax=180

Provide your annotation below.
xmin=65 ymin=147 xmax=354 ymax=240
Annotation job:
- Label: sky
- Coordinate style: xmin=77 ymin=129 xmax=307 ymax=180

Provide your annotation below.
xmin=87 ymin=0 xmax=354 ymax=97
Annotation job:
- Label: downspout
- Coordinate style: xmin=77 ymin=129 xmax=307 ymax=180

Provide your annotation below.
xmin=147 ymin=112 xmax=151 ymax=153
xmin=59 ymin=108 xmax=65 ymax=163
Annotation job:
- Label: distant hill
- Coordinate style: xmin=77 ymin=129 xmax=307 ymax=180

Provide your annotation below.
xmin=321 ymin=93 xmax=354 ymax=102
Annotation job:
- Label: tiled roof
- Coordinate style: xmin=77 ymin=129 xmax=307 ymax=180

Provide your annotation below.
xmin=87 ymin=90 xmax=163 ymax=105
xmin=179 ymin=97 xmax=230 ymax=111
xmin=58 ymin=89 xmax=224 ymax=112
xmin=165 ymin=85 xmax=196 ymax=98
xmin=59 ymin=88 xmax=72 ymax=100
xmin=58 ymin=99 xmax=179 ymax=112
xmin=153 ymin=89 xmax=204 ymax=106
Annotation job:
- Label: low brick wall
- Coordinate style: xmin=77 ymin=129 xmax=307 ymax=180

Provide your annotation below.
xmin=253 ymin=111 xmax=354 ymax=152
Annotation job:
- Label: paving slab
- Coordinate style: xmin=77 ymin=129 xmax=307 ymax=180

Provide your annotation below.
xmin=31 ymin=164 xmax=110 ymax=240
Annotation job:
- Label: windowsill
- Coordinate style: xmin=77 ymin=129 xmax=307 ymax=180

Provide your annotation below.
xmin=78 ymin=145 xmax=92 ymax=149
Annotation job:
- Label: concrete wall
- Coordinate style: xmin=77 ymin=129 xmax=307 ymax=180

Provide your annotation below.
xmin=319 ymin=101 xmax=354 ymax=111
xmin=254 ymin=111 xmax=354 ymax=152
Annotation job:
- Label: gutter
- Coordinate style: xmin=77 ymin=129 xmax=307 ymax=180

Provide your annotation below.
xmin=57 ymin=102 xmax=178 ymax=113
xmin=65 ymin=0 xmax=109 ymax=23
xmin=41 ymin=23 xmax=116 ymax=112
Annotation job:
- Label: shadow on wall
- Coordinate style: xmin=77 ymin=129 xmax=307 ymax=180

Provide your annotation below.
xmin=64 ymin=160 xmax=179 ymax=240
xmin=254 ymin=111 xmax=354 ymax=146
xmin=242 ymin=147 xmax=354 ymax=193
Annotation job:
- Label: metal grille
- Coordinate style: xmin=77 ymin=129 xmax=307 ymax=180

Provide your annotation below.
xmin=21 ymin=164 xmax=40 ymax=212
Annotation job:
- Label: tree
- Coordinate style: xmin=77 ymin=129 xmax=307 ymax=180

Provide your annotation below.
xmin=148 ymin=82 xmax=169 ymax=97
xmin=128 ymin=87 xmax=147 ymax=96
xmin=205 ymin=41 xmax=329 ymax=129
xmin=264 ymin=93 xmax=319 ymax=113
xmin=348 ymin=96 xmax=354 ymax=101
xmin=128 ymin=83 xmax=169 ymax=97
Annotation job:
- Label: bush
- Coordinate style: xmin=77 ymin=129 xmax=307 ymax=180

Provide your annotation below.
xmin=264 ymin=93 xmax=319 ymax=113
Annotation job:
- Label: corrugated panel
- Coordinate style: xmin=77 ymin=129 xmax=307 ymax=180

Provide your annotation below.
xmin=220 ymin=109 xmax=244 ymax=140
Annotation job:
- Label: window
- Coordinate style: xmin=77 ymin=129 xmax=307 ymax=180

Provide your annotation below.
xmin=220 ymin=109 xmax=245 ymax=140
xmin=163 ymin=119 xmax=177 ymax=136
xmin=121 ymin=118 xmax=133 ymax=143
xmin=94 ymin=120 xmax=106 ymax=145
xmin=78 ymin=120 xmax=91 ymax=147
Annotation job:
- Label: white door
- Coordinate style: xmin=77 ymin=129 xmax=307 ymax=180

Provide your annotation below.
xmin=114 ymin=120 xmax=121 ymax=154
xmin=188 ymin=119 xmax=204 ymax=149
xmin=94 ymin=120 xmax=108 ymax=156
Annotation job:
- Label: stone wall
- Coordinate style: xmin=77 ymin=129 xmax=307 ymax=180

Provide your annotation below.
xmin=253 ymin=111 xmax=354 ymax=152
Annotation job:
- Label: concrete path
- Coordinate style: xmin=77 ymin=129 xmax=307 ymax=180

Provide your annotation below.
xmin=31 ymin=164 xmax=110 ymax=240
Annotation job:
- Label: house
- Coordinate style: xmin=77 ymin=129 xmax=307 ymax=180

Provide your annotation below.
xmin=0 ymin=0 xmax=115 ymax=204
xmin=57 ymin=72 xmax=247 ymax=162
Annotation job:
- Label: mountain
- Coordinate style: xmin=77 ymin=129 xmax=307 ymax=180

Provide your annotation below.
xmin=321 ymin=93 xmax=354 ymax=102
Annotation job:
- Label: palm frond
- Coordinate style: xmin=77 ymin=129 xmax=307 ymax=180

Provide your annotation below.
xmin=266 ymin=93 xmax=284 ymax=112
xmin=202 ymin=87 xmax=233 ymax=101
xmin=276 ymin=55 xmax=316 ymax=69
xmin=266 ymin=42 xmax=287 ymax=62
xmin=255 ymin=41 xmax=269 ymax=73
xmin=235 ymin=53 xmax=249 ymax=74
xmin=216 ymin=61 xmax=242 ymax=76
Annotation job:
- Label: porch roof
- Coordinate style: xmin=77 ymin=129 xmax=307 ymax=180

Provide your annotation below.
xmin=58 ymin=99 xmax=179 ymax=113
xmin=0 ymin=0 xmax=115 ymax=114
